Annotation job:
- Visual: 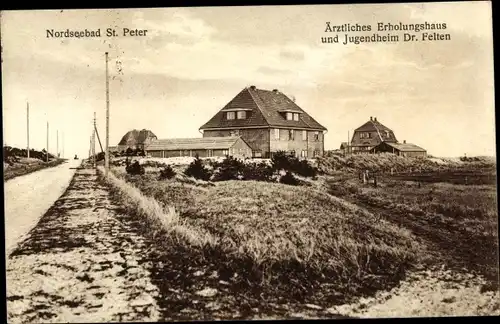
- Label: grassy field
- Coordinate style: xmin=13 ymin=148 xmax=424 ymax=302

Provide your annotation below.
xmin=325 ymin=171 xmax=498 ymax=283
xmin=102 ymin=154 xmax=498 ymax=312
xmin=3 ymin=158 xmax=66 ymax=181
xmin=106 ymin=165 xmax=424 ymax=305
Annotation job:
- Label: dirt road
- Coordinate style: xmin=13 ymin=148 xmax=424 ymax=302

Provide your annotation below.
xmin=4 ymin=159 xmax=81 ymax=256
xmin=6 ymin=168 xmax=161 ymax=323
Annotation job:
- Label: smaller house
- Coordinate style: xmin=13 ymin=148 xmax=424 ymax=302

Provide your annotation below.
xmin=371 ymin=141 xmax=427 ymax=158
xmin=117 ymin=129 xmax=158 ymax=151
xmin=145 ymin=136 xmax=253 ymax=159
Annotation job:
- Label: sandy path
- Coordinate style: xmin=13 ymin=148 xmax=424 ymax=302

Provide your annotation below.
xmin=4 ymin=159 xmax=82 ymax=256
xmin=6 ymin=168 xmax=161 ymax=323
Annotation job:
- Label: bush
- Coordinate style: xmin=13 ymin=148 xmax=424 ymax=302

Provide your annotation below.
xmin=212 ymin=155 xmax=245 ymax=181
xmin=159 ymin=165 xmax=176 ymax=180
xmin=126 ymin=161 xmax=145 ymax=175
xmin=184 ymin=155 xmax=212 ymax=181
xmin=279 ymin=171 xmax=300 ymax=186
xmin=271 ymin=150 xmax=317 ymax=178
xmin=242 ymin=162 xmax=275 ymax=182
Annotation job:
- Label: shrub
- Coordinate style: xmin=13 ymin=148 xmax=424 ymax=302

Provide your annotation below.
xmin=271 ymin=150 xmax=317 ymax=178
xmin=271 ymin=151 xmax=294 ymax=171
xmin=294 ymin=159 xmax=318 ymax=178
xmin=242 ymin=162 xmax=275 ymax=182
xmin=126 ymin=161 xmax=145 ymax=175
xmin=212 ymin=155 xmax=245 ymax=181
xmin=184 ymin=155 xmax=212 ymax=181
xmin=279 ymin=171 xmax=299 ymax=186
xmin=159 ymin=165 xmax=176 ymax=180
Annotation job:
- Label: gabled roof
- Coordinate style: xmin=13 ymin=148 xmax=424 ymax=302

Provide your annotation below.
xmin=382 ymin=142 xmax=426 ymax=152
xmin=199 ymin=86 xmax=327 ymax=131
xmin=145 ymin=136 xmax=247 ymax=151
xmin=351 ymin=118 xmax=398 ymax=145
xmin=118 ymin=129 xmax=157 ymax=146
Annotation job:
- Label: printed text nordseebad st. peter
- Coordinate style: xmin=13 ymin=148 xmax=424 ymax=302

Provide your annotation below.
xmin=46 ymin=28 xmax=149 ymax=38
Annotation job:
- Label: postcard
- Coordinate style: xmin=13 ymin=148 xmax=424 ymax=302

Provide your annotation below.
xmin=2 ymin=1 xmax=497 ymax=322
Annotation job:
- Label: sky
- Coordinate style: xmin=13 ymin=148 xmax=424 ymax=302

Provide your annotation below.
xmin=1 ymin=2 xmax=495 ymax=158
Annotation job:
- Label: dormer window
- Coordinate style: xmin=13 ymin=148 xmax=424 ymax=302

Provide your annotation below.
xmin=227 ymin=111 xmax=235 ymax=120
xmin=237 ymin=111 xmax=247 ymax=119
xmin=284 ymin=111 xmax=300 ymax=121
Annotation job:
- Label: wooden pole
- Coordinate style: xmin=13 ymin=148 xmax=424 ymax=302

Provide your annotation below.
xmin=46 ymin=122 xmax=49 ymax=162
xmin=105 ymin=52 xmax=110 ymax=176
xmin=92 ymin=112 xmax=97 ymax=168
xmin=56 ymin=129 xmax=59 ymax=158
xmin=62 ymin=132 xmax=64 ymax=158
xmin=27 ymin=102 xmax=30 ymax=159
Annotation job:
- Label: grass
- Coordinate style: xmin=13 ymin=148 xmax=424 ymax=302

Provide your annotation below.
xmin=4 ymin=158 xmax=66 ymax=181
xmin=105 ymin=165 xmax=424 ymax=304
xmin=324 ymin=174 xmax=498 ymax=282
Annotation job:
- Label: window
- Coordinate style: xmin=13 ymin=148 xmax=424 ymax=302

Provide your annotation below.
xmin=230 ymin=129 xmax=240 ymax=137
xmin=253 ymin=150 xmax=262 ymax=158
xmin=223 ymin=150 xmax=229 ymax=156
xmin=385 ymin=130 xmax=390 ymax=138
xmin=290 ymin=150 xmax=296 ymax=157
xmin=313 ymin=150 xmax=321 ymax=157
xmin=286 ymin=112 xmax=293 ymax=120
xmin=302 ymin=130 xmax=307 ymax=141
xmin=227 ymin=111 xmax=235 ymax=120
xmin=293 ymin=113 xmax=299 ymax=121
xmin=274 ymin=128 xmax=280 ymax=140
xmin=313 ymin=131 xmax=320 ymax=141
xmin=301 ymin=150 xmax=307 ymax=158
xmin=207 ymin=149 xmax=213 ymax=157
xmin=236 ymin=111 xmax=246 ymax=119
xmin=288 ymin=129 xmax=295 ymax=140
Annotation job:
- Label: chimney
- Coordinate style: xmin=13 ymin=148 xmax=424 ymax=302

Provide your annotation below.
xmin=272 ymin=89 xmax=278 ymax=93
xmin=249 ymin=85 xmax=256 ymax=90
xmin=370 ymin=116 xmax=373 ymax=121
xmin=374 ymin=117 xmax=377 ymax=122
xmin=403 ymin=140 xmax=406 ymax=144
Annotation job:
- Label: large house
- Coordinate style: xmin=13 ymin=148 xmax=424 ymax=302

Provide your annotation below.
xmin=347 ymin=117 xmax=397 ymax=154
xmin=199 ymin=86 xmax=327 ymax=158
xmin=145 ymin=136 xmax=253 ymax=159
xmin=345 ymin=116 xmax=427 ymax=157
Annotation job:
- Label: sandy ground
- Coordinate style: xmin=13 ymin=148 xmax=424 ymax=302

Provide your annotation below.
xmin=6 ymin=168 xmax=161 ymax=323
xmin=327 ymin=268 xmax=500 ymax=318
xmin=4 ymin=159 xmax=81 ymax=256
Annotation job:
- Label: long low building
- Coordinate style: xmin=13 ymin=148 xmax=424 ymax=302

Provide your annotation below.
xmin=144 ymin=136 xmax=253 ymax=159
xmin=371 ymin=141 xmax=427 ymax=158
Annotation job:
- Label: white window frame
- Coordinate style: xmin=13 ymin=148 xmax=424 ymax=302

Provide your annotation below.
xmin=301 ymin=150 xmax=307 ymax=158
xmin=314 ymin=131 xmax=319 ymax=141
xmin=293 ymin=113 xmax=299 ymax=121
xmin=236 ymin=111 xmax=246 ymax=119
xmin=274 ymin=128 xmax=280 ymax=140
xmin=302 ymin=130 xmax=307 ymax=141
xmin=207 ymin=149 xmax=213 ymax=157
xmin=227 ymin=111 xmax=235 ymax=120
xmin=288 ymin=129 xmax=295 ymax=141
xmin=223 ymin=149 xmax=229 ymax=156
xmin=286 ymin=112 xmax=293 ymax=120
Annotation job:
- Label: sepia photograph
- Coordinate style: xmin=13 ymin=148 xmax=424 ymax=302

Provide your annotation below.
xmin=1 ymin=1 xmax=498 ymax=322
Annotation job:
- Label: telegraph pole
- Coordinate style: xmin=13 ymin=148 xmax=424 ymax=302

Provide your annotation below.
xmin=62 ymin=132 xmax=64 ymax=158
xmin=26 ymin=102 xmax=30 ymax=159
xmin=56 ymin=129 xmax=59 ymax=158
xmin=105 ymin=51 xmax=110 ymax=176
xmin=46 ymin=122 xmax=49 ymax=162
xmin=92 ymin=112 xmax=96 ymax=168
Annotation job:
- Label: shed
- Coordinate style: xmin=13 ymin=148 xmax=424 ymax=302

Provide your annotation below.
xmin=145 ymin=136 xmax=253 ymax=159
xmin=371 ymin=141 xmax=427 ymax=158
